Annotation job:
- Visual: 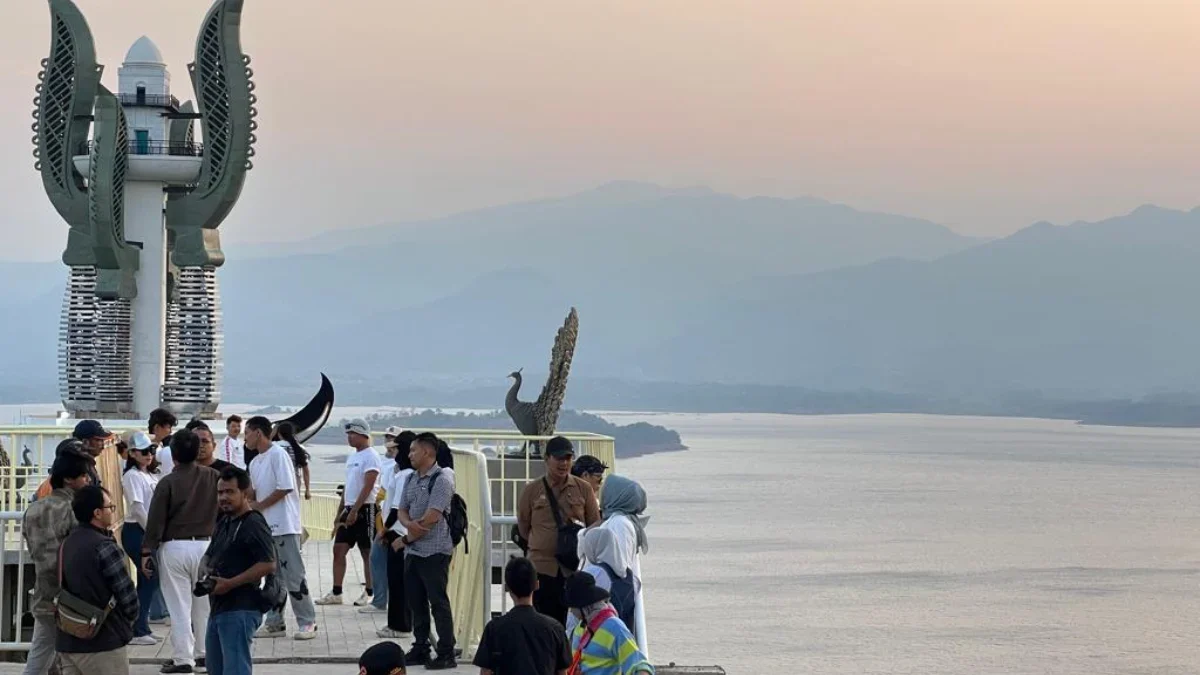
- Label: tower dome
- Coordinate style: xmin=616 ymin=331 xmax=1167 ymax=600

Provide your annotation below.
xmin=124 ymin=36 xmax=164 ymax=65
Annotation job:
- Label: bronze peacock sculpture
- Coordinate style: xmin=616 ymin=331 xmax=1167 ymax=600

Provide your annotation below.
xmin=506 ymin=307 xmax=579 ymax=451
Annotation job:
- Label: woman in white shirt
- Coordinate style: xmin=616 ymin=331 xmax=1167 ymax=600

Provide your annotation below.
xmin=119 ymin=431 xmax=162 ymax=646
xmin=589 ymin=474 xmax=650 ymax=654
xmin=377 ymin=431 xmax=417 ymax=639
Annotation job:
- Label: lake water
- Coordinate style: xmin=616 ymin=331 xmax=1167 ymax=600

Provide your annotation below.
xmin=8 ymin=406 xmax=1200 ymax=673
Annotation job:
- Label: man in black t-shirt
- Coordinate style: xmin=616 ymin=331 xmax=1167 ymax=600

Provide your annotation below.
xmin=191 ymin=422 xmax=235 ymax=475
xmin=202 ymin=467 xmax=276 ymax=675
xmin=474 ymin=557 xmax=571 ymax=675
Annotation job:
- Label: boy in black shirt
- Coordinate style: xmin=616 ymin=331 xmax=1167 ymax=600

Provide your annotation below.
xmin=474 ymin=557 xmax=571 ymax=675
xmin=202 ymin=467 xmax=276 ymax=675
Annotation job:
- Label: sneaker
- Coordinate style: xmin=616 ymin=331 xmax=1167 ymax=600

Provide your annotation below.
xmin=358 ymin=605 xmax=387 ymax=614
xmin=425 ymin=654 xmax=457 ymax=670
xmin=130 ymin=635 xmax=158 ymax=646
xmin=314 ymin=592 xmax=343 ymax=605
xmin=404 ymin=648 xmax=431 ymax=666
xmin=194 ymin=658 xmax=207 ymax=673
xmin=293 ymin=624 xmax=319 ymax=641
xmin=376 ymin=627 xmax=412 ymax=639
xmin=353 ymin=591 xmax=374 ymax=607
xmin=160 ymin=664 xmax=193 ymax=674
xmin=149 ymin=616 xmax=171 ymax=626
xmin=255 ymin=625 xmax=287 ymax=639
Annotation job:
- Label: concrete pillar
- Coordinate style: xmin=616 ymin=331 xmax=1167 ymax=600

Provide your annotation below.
xmin=123 ymin=180 xmax=167 ymax=417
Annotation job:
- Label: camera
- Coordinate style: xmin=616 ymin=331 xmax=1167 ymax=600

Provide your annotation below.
xmin=193 ymin=575 xmax=216 ymax=597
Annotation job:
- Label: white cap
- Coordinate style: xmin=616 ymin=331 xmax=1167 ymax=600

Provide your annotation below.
xmin=128 ymin=431 xmax=153 ymax=451
xmin=384 ymin=426 xmax=403 ymax=437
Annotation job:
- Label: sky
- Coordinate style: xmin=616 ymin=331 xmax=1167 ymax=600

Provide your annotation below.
xmin=3 ymin=0 xmax=1200 ymax=261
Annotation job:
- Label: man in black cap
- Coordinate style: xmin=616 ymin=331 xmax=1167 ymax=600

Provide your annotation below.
xmin=517 ymin=436 xmax=600 ymax=625
xmin=359 ymin=641 xmax=406 ymax=675
xmin=33 ymin=420 xmax=109 ymax=500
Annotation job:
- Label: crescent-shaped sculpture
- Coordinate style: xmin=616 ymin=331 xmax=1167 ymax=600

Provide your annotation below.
xmin=277 ymin=373 xmax=335 ymax=444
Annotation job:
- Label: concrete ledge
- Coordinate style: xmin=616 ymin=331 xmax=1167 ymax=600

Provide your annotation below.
xmin=130 ymin=657 xmax=724 ymax=673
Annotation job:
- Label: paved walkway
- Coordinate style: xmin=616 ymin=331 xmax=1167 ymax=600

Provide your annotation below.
xmin=129 ymin=540 xmax=399 ymax=664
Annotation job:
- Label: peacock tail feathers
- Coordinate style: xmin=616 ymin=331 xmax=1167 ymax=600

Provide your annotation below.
xmin=534 ymin=307 xmax=579 ymax=435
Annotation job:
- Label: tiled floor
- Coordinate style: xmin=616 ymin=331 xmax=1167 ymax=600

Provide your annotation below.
xmin=129 ymin=540 xmax=404 ymax=664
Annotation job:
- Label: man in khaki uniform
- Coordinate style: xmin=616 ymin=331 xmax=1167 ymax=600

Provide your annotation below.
xmin=517 ymin=436 xmax=600 ymax=625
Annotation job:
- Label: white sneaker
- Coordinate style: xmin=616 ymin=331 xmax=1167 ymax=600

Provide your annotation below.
xmin=149 ymin=616 xmax=170 ymax=626
xmin=254 ymin=625 xmax=287 ymax=639
xmin=314 ymin=592 xmax=343 ymax=606
xmin=130 ymin=635 xmax=158 ymax=646
xmin=376 ymin=628 xmax=411 ymax=639
xmin=293 ymin=624 xmax=319 ymax=641
xmin=352 ymin=591 xmax=373 ymax=607
xmin=358 ymin=605 xmax=386 ymax=614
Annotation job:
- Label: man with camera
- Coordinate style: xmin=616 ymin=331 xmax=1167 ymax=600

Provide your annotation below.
xmin=198 ymin=467 xmax=277 ymax=675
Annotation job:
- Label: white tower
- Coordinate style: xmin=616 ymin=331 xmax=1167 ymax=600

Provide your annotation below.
xmin=72 ymin=37 xmax=202 ymax=418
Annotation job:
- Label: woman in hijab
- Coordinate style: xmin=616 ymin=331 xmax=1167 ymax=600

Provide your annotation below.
xmin=592 ymin=474 xmax=649 ymax=652
xmin=568 ymin=527 xmax=640 ymax=638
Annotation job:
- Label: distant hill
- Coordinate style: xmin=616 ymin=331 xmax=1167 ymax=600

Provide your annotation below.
xmin=0 ymin=182 xmax=977 ymax=392
xmin=641 ymin=204 xmax=1200 ymax=397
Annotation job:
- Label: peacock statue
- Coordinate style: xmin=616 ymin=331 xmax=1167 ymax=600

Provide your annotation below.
xmin=506 ymin=307 xmax=579 ymax=454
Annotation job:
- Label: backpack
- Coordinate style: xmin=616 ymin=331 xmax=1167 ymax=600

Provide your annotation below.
xmin=428 ymin=469 xmax=469 ymax=554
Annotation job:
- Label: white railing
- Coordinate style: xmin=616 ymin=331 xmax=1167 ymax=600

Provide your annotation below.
xmin=0 ymin=426 xmax=621 ymax=657
xmin=0 ymin=511 xmax=30 ymax=651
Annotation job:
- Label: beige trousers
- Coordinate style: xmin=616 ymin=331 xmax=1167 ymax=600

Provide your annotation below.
xmin=58 ymin=646 xmax=128 ymax=675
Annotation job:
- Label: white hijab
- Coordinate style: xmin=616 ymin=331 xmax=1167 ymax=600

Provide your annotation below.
xmin=580 ymin=525 xmax=639 ymax=583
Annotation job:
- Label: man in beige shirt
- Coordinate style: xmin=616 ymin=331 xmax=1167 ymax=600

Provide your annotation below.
xmin=517 ymin=436 xmax=600 ymax=625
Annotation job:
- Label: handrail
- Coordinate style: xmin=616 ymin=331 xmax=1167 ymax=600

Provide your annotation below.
xmin=74 ymin=140 xmax=203 ymax=157
xmin=116 ymin=92 xmax=180 ymax=108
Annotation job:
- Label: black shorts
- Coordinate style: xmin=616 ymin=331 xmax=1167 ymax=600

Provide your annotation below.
xmin=333 ymin=503 xmax=378 ymax=551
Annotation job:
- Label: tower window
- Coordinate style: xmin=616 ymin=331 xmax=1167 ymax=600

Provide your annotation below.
xmin=135 ymin=85 xmax=146 ymax=105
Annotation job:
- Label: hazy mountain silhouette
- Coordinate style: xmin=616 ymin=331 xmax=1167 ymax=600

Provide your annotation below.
xmin=640 ymin=204 xmax=1200 ymax=397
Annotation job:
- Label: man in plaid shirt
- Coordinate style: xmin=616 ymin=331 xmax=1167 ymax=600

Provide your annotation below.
xmin=57 ymin=485 xmax=139 ymax=675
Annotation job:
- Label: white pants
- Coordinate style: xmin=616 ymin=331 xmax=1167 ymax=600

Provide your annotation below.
xmin=160 ymin=539 xmax=210 ymax=666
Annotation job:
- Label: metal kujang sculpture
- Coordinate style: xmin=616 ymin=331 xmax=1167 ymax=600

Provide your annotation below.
xmin=506 ymin=308 xmax=580 ymax=450
xmin=33 ymin=0 xmax=256 ymax=419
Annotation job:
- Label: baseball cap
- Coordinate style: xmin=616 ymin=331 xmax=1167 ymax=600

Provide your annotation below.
xmin=72 ymin=419 xmax=112 ymax=441
xmin=127 ymin=431 xmax=154 ymax=452
xmin=358 ymin=641 xmax=405 ymax=675
xmin=545 ymin=435 xmax=574 ymax=458
xmin=344 ymin=419 xmax=371 ymax=437
xmin=383 ymin=426 xmax=403 ymax=438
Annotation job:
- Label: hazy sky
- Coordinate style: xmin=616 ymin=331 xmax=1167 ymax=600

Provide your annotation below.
xmin=3 ymin=0 xmax=1200 ymax=261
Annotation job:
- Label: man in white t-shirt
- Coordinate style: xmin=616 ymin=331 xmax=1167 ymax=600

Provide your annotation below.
xmin=244 ymin=416 xmax=318 ymax=640
xmin=149 ymin=408 xmax=178 ymax=476
xmin=316 ymin=419 xmax=381 ymax=606
xmin=221 ymin=415 xmax=245 ymax=469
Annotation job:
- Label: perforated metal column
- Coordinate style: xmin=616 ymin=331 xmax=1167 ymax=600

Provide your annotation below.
xmin=161 ymin=266 xmax=222 ymax=415
xmin=59 ymin=266 xmax=133 ymax=416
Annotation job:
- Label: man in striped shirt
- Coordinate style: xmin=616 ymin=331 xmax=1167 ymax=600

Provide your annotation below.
xmin=564 ymin=572 xmax=653 ymax=675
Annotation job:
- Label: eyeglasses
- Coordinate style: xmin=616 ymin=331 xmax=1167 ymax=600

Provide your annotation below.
xmin=99 ymin=504 xmax=117 ymax=512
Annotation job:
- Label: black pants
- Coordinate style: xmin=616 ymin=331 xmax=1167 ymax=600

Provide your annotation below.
xmin=405 ymin=553 xmax=455 ymax=657
xmin=534 ymin=572 xmax=567 ymax=626
xmin=386 ymin=543 xmax=412 ymax=632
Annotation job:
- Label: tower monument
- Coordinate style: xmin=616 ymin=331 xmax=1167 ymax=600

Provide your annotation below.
xmin=32 ymin=0 xmax=257 ymax=419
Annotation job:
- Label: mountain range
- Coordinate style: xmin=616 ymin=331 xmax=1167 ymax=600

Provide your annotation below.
xmin=3 ymin=181 xmax=1197 ymax=406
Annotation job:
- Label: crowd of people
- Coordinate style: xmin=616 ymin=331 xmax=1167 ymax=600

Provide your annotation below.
xmin=19 ymin=411 xmax=655 ymax=675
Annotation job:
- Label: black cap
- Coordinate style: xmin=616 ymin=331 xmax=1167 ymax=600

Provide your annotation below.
xmin=359 ymin=641 xmax=406 ymax=675
xmin=545 ymin=436 xmax=574 ymax=458
xmin=72 ymin=420 xmax=112 ymax=441
xmin=571 ymin=455 xmax=608 ymax=476
xmin=563 ymin=571 xmax=610 ymax=608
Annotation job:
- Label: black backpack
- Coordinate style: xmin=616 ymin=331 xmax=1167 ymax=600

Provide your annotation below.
xmin=428 ymin=469 xmax=469 ymax=554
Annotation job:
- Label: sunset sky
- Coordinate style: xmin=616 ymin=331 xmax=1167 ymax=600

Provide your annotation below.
xmin=3 ymin=0 xmax=1200 ymax=260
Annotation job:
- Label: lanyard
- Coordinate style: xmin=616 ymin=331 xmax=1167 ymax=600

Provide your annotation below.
xmin=568 ymin=607 xmax=617 ymax=675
